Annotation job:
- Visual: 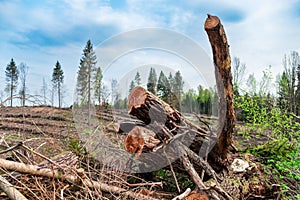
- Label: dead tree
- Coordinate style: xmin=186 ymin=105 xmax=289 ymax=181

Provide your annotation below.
xmin=204 ymin=14 xmax=236 ymax=164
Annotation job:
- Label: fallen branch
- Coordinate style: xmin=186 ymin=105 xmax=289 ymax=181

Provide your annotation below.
xmin=171 ymin=188 xmax=191 ymax=200
xmin=181 ymin=154 xmax=207 ymax=190
xmin=0 ymin=174 xmax=28 ymax=200
xmin=0 ymin=158 xmax=159 ymax=200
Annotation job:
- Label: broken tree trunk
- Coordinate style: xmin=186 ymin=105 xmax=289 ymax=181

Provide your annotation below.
xmin=204 ymin=14 xmax=236 ymax=162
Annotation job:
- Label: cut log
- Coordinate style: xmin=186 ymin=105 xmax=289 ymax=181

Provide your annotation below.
xmin=125 ymin=126 xmax=161 ymax=157
xmin=204 ymin=14 xmax=236 ymax=161
xmin=128 ymin=86 xmax=182 ymax=131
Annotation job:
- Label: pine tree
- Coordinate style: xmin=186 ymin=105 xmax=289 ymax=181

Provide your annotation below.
xmin=147 ymin=68 xmax=157 ymax=94
xmin=129 ymin=80 xmax=135 ymax=93
xmin=173 ymin=71 xmax=184 ymax=109
xmin=134 ymin=72 xmax=141 ymax=86
xmin=5 ymin=58 xmax=19 ymax=107
xmin=52 ymin=61 xmax=64 ymax=108
xmin=19 ymin=63 xmax=28 ymax=106
xmin=157 ymin=71 xmax=170 ymax=103
xmin=76 ymin=40 xmax=97 ymax=116
xmin=94 ymin=67 xmax=103 ymax=106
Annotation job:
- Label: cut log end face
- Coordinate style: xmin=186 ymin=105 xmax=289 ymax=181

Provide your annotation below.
xmin=128 ymin=86 xmax=148 ymax=111
xmin=125 ymin=126 xmax=145 ymax=158
xmin=124 ymin=126 xmax=160 ymax=158
xmin=204 ymin=14 xmax=220 ymax=30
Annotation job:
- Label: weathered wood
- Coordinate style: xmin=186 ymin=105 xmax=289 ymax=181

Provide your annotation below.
xmin=125 ymin=126 xmax=161 ymax=157
xmin=0 ymin=158 xmax=159 ymax=200
xmin=0 ymin=175 xmax=28 ymax=200
xmin=128 ymin=86 xmax=182 ymax=131
xmin=114 ymin=120 xmax=145 ymax=133
xmin=204 ymin=14 xmax=236 ymax=161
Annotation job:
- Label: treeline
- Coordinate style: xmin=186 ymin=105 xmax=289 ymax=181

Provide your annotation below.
xmin=2 ymin=38 xmax=299 ymax=117
xmin=114 ymin=67 xmax=217 ymax=115
xmin=233 ymin=51 xmax=300 ymax=118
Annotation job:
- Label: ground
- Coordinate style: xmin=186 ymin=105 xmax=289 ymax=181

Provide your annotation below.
xmin=0 ymin=106 xmax=297 ymax=199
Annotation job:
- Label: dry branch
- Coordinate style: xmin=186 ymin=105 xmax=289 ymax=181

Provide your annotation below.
xmin=171 ymin=188 xmax=191 ymax=200
xmin=0 ymin=174 xmax=28 ymax=200
xmin=0 ymin=158 xmax=159 ymax=200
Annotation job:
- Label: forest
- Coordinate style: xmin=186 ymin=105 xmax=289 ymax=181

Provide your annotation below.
xmin=0 ymin=15 xmax=299 ymax=200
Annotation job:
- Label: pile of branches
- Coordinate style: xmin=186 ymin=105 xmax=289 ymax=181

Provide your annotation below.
xmin=0 ymin=138 xmax=167 ymax=200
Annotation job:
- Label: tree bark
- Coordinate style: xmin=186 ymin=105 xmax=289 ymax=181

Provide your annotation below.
xmin=128 ymin=86 xmax=182 ymax=131
xmin=204 ymin=14 xmax=236 ymax=161
xmin=0 ymin=175 xmax=28 ymax=200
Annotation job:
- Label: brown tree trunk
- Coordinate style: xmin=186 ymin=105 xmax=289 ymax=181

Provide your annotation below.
xmin=204 ymin=14 xmax=236 ymax=162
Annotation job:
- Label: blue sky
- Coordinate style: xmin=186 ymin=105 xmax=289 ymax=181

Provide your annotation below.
xmin=1 ymin=0 xmax=300 ymax=106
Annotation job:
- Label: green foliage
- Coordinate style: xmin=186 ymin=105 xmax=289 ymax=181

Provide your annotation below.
xmin=94 ymin=67 xmax=103 ymax=105
xmin=5 ymin=58 xmax=19 ymax=107
xmin=155 ymin=169 xmax=194 ymax=192
xmin=68 ymin=139 xmax=85 ymax=155
xmin=157 ymin=71 xmax=171 ymax=102
xmin=181 ymin=86 xmax=217 ymax=114
xmin=52 ymin=61 xmax=64 ymax=108
xmin=147 ymin=67 xmax=157 ymax=94
xmin=247 ymin=138 xmax=299 ymax=180
xmin=134 ymin=72 xmax=141 ymax=86
xmin=277 ymin=72 xmax=289 ymax=111
xmin=129 ymin=80 xmax=135 ymax=93
xmin=76 ymin=39 xmax=97 ymax=103
xmin=236 ymin=92 xmax=300 ymax=199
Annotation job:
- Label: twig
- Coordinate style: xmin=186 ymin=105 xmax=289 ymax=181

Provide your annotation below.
xmin=21 ymin=144 xmax=62 ymax=169
xmin=0 ymin=142 xmax=23 ymax=155
xmin=60 ymin=184 xmax=69 ymax=200
xmin=171 ymin=188 xmax=191 ymax=200
xmin=212 ymin=185 xmax=233 ymax=200
xmin=0 ymin=174 xmax=28 ymax=200
xmin=163 ymin=148 xmax=180 ymax=193
xmin=126 ymin=182 xmax=163 ymax=188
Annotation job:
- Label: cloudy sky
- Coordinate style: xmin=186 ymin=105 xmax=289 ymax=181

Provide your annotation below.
xmin=0 ymin=0 xmax=300 ymax=106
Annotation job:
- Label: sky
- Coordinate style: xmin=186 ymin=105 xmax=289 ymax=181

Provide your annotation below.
xmin=1 ymin=0 xmax=300 ymax=106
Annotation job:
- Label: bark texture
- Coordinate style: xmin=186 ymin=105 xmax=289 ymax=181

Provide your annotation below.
xmin=204 ymin=14 xmax=236 ymax=161
xmin=128 ymin=86 xmax=182 ymax=131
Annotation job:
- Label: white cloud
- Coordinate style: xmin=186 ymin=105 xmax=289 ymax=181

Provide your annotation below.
xmin=1 ymin=0 xmax=300 ymax=105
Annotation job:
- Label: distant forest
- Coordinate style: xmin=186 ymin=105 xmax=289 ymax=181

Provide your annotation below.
xmin=2 ymin=40 xmax=300 ymax=117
